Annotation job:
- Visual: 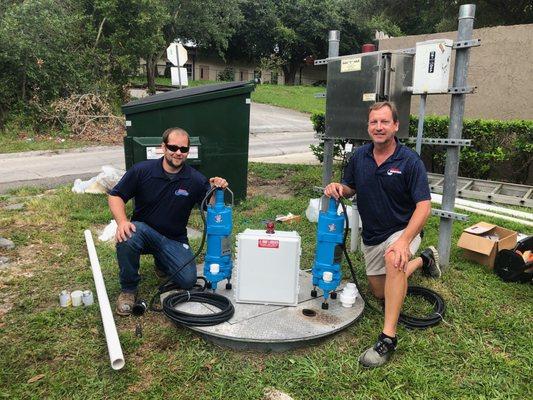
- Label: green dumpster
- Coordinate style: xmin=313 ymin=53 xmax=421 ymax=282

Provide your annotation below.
xmin=121 ymin=81 xmax=255 ymax=202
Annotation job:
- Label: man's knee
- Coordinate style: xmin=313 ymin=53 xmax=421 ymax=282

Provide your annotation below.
xmin=116 ymin=222 xmax=151 ymax=252
xmin=384 ymin=252 xmax=403 ymax=276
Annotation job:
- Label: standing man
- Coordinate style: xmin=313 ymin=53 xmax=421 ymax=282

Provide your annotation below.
xmin=108 ymin=127 xmax=228 ymax=316
xmin=324 ymin=102 xmax=440 ymax=368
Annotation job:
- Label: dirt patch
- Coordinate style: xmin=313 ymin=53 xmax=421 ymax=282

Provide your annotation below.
xmin=247 ymin=173 xmax=293 ymax=200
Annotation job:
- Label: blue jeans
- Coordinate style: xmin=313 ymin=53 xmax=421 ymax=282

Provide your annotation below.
xmin=116 ymin=221 xmax=197 ymax=292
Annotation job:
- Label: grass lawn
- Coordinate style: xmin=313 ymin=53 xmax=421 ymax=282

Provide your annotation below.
xmin=0 ymin=163 xmax=531 ymax=399
xmin=131 ymin=77 xmax=325 ymax=114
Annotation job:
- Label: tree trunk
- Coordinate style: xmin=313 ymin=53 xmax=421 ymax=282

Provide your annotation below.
xmin=282 ymin=63 xmax=299 ymax=86
xmin=146 ymin=55 xmax=157 ymax=94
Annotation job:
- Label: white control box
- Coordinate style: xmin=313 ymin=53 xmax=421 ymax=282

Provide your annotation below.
xmin=413 ymin=39 xmax=453 ymax=94
xmin=235 ymin=229 xmax=301 ymax=306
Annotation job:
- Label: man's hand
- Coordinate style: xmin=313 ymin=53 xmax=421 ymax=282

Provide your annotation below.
xmin=115 ymin=221 xmax=136 ymax=242
xmin=324 ymin=182 xmax=345 ymax=200
xmin=385 ymin=238 xmax=411 ymax=272
xmin=209 ymin=177 xmax=228 ymax=189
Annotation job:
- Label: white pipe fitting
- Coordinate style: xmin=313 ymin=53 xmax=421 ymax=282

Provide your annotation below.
xmin=84 ymin=230 xmax=125 ymax=370
xmin=71 ymin=290 xmax=83 ymax=307
xmin=339 ymin=283 xmax=359 ymax=308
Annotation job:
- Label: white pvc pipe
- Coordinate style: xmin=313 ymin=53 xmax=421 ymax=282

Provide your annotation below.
xmin=350 ymin=199 xmax=360 ymax=252
xmin=431 ymin=194 xmax=533 ymax=227
xmin=84 ymin=229 xmax=125 ymax=370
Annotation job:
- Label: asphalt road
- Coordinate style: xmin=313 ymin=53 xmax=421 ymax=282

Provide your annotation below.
xmin=0 ymin=103 xmax=319 ymax=193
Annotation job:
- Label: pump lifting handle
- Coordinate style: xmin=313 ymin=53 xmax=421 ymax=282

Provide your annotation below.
xmin=215 ymin=186 xmax=234 ymax=207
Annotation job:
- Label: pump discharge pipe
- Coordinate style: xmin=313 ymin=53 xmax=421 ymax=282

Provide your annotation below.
xmin=311 ymin=198 xmax=345 ymax=309
xmin=204 ymin=188 xmax=234 ymax=291
xmin=84 ymin=229 xmax=125 ymax=370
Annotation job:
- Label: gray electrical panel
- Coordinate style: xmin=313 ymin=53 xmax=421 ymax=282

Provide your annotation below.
xmin=325 ymin=51 xmax=413 ymax=140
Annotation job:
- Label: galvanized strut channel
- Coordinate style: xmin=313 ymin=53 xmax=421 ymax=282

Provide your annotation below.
xmin=428 ymin=173 xmax=533 ymax=208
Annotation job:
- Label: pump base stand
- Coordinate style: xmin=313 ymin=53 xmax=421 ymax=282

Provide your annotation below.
xmin=162 ymin=264 xmax=364 ymax=352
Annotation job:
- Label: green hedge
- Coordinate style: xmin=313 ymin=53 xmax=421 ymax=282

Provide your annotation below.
xmin=310 ymin=113 xmax=533 ymax=185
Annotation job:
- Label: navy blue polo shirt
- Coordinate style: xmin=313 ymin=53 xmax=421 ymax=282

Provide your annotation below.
xmin=109 ymin=158 xmax=210 ymax=243
xmin=342 ymin=139 xmax=430 ymax=246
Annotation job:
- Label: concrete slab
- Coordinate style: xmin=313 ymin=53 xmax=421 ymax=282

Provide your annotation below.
xmin=163 ymin=265 xmax=364 ymax=352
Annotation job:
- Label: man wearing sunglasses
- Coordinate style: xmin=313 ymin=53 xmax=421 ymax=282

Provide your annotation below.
xmin=108 ymin=127 xmax=228 ymax=316
xmin=324 ymin=102 xmax=440 ymax=368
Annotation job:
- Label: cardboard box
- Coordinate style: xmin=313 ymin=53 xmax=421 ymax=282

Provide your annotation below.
xmin=457 ymin=222 xmax=517 ymax=268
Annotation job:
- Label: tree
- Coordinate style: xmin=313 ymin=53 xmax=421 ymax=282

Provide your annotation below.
xmin=0 ymin=0 xmax=101 ymax=124
xmin=227 ymin=0 xmax=345 ymax=85
xmin=378 ymin=0 xmax=533 ymax=35
xmin=91 ymin=0 xmax=242 ymax=93
xmin=226 ymin=0 xmax=403 ymax=85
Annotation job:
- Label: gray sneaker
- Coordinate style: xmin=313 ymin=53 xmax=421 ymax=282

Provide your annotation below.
xmin=421 ymin=246 xmax=441 ymax=279
xmin=359 ymin=335 xmax=397 ymax=368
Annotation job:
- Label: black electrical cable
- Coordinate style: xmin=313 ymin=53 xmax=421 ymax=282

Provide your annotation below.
xmin=162 ymin=290 xmax=235 ymax=327
xmin=338 ymin=200 xmax=445 ymax=329
xmin=156 ymin=186 xmax=237 ymax=326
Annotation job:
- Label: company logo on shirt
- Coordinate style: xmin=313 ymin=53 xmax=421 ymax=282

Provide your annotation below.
xmin=175 ymin=188 xmax=189 ymax=196
xmin=387 ymin=167 xmax=402 ymax=176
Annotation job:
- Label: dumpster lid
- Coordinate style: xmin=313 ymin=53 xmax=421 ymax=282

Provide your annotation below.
xmin=124 ymin=81 xmax=253 ymax=108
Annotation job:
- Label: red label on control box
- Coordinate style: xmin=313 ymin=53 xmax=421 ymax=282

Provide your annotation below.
xmin=258 ymin=239 xmax=279 ymax=248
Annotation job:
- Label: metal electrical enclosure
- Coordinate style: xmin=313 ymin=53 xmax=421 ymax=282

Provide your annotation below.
xmin=121 ymin=81 xmax=255 ymax=203
xmin=325 ymin=51 xmax=413 ymax=140
xmin=413 ymin=39 xmax=453 ymax=94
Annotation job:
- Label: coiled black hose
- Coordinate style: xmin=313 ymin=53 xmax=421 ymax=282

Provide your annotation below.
xmin=338 ymin=199 xmax=445 ymax=329
xmin=162 ymin=291 xmax=234 ymax=327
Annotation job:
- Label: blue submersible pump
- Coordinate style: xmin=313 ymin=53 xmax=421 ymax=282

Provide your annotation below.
xmin=204 ymin=188 xmax=233 ymax=291
xmin=311 ymin=197 xmax=345 ymax=309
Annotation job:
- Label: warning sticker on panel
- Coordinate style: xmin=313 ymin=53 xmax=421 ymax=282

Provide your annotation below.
xmin=146 ymin=147 xmax=164 ymax=159
xmin=340 ymin=57 xmax=361 ymax=72
xmin=258 ymin=239 xmax=279 ymax=248
xmin=188 ymin=145 xmax=198 ymax=159
xmin=362 ymin=93 xmax=376 ymax=102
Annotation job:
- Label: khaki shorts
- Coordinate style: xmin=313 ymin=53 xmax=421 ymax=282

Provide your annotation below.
xmin=361 ymin=230 xmax=422 ymax=276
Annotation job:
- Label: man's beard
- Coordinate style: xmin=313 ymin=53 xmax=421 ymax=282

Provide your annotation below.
xmin=165 ymin=154 xmax=184 ymax=170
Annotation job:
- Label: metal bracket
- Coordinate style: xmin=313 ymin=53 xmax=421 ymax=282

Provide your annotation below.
xmin=314 ymin=58 xmax=328 ymax=65
xmin=431 ymin=209 xmax=469 ymax=221
xmin=448 ymin=86 xmax=476 ymax=94
xmin=408 ymin=137 xmax=472 ymax=147
xmin=314 ymin=93 xmax=326 ymax=98
xmin=399 ymin=47 xmax=416 ymax=55
xmin=453 ymin=39 xmax=481 ymax=49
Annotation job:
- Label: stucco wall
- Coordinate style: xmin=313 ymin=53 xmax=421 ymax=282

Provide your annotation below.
xmin=379 ymin=24 xmax=533 ymax=120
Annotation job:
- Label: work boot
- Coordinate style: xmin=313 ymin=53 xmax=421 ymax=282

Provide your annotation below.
xmin=116 ymin=291 xmax=136 ymax=316
xmin=420 ymin=246 xmax=441 ymax=278
xmin=359 ymin=333 xmax=397 ymax=368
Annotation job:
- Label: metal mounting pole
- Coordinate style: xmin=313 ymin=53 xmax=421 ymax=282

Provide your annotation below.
xmin=415 ymin=94 xmax=427 ymax=155
xmin=321 ymin=30 xmax=340 ymax=211
xmin=438 ymin=4 xmax=476 ymax=269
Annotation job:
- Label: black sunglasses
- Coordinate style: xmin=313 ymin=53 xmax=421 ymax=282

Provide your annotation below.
xmin=165 ymin=144 xmax=189 ymax=153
